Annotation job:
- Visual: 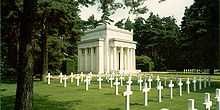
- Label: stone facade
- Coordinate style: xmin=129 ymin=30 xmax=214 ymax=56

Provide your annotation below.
xmin=78 ymin=24 xmax=136 ymax=74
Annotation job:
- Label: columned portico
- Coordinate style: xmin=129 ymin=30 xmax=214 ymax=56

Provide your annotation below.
xmin=78 ymin=24 xmax=136 ymax=74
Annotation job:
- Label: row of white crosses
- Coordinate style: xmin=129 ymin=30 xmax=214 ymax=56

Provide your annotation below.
xmin=188 ymin=89 xmax=220 ymax=110
xmin=47 ymin=72 xmax=218 ymax=110
xmin=47 ymin=73 xmax=211 ymax=95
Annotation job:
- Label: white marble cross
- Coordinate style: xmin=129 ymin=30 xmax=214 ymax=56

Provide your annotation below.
xmin=84 ymin=76 xmax=90 ymax=91
xmin=114 ymin=78 xmax=120 ymax=95
xmin=63 ymin=75 xmax=68 ymax=88
xmin=126 ymin=76 xmax=133 ymax=90
xmin=164 ymin=77 xmax=167 ymax=87
xmin=123 ymin=85 xmax=133 ymax=110
xmin=186 ymin=78 xmax=191 ymax=94
xmin=88 ymin=73 xmax=92 ymax=85
xmin=148 ymin=76 xmax=153 ymax=89
xmin=80 ymin=72 xmax=84 ymax=82
xmin=109 ymin=75 xmax=114 ymax=88
xmin=138 ymin=76 xmax=143 ymax=91
xmin=203 ymin=93 xmax=212 ymax=110
xmin=46 ymin=73 xmax=52 ymax=85
xmin=143 ymin=82 xmax=150 ymax=106
xmin=178 ymin=78 xmax=183 ymax=96
xmin=97 ymin=75 xmax=103 ymax=89
xmin=199 ymin=77 xmax=202 ymax=90
xmin=192 ymin=77 xmax=197 ymax=92
xmin=75 ymin=75 xmax=80 ymax=86
xmin=156 ymin=75 xmax=160 ymax=85
xmin=208 ymin=76 xmax=211 ymax=87
xmin=168 ymin=80 xmax=174 ymax=99
xmin=215 ymin=89 xmax=220 ymax=110
xmin=204 ymin=77 xmax=207 ymax=88
xmin=119 ymin=75 xmax=124 ymax=86
xmin=157 ymin=81 xmax=163 ymax=102
xmin=70 ymin=72 xmax=74 ymax=83
xmin=105 ymin=73 xmax=110 ymax=83
xmin=216 ymin=89 xmax=220 ymax=99
xmin=58 ymin=72 xmax=63 ymax=83
xmin=188 ymin=99 xmax=197 ymax=110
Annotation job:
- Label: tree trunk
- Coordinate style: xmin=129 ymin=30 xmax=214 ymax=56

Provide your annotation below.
xmin=39 ymin=11 xmax=48 ymax=81
xmin=15 ymin=0 xmax=35 ymax=109
xmin=40 ymin=30 xmax=48 ymax=81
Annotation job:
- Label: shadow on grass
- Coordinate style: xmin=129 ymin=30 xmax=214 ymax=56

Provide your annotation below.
xmin=0 ymin=80 xmax=17 ymax=84
xmin=130 ymin=102 xmax=143 ymax=106
xmin=108 ymin=108 xmax=121 ymax=110
xmin=103 ymin=93 xmax=114 ymax=95
xmin=1 ymin=94 xmax=82 ymax=110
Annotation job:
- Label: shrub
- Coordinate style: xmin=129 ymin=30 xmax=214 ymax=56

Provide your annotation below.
xmin=136 ymin=56 xmax=154 ymax=72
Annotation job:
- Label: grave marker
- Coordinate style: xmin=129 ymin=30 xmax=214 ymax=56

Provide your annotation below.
xmin=123 ymin=85 xmax=133 ymax=110
xmin=188 ymin=99 xmax=197 ymax=110
xmin=208 ymin=76 xmax=211 ymax=87
xmin=192 ymin=77 xmax=197 ymax=92
xmin=63 ymin=75 xmax=68 ymax=88
xmin=164 ymin=77 xmax=167 ymax=87
xmin=156 ymin=75 xmax=160 ymax=85
xmin=120 ymin=75 xmax=125 ymax=86
xmin=114 ymin=78 xmax=120 ymax=95
xmin=215 ymin=89 xmax=220 ymax=110
xmin=84 ymin=76 xmax=90 ymax=91
xmin=203 ymin=93 xmax=212 ymax=110
xmin=59 ymin=72 xmax=63 ymax=83
xmin=70 ymin=72 xmax=74 ymax=83
xmin=80 ymin=72 xmax=84 ymax=82
xmin=143 ymin=82 xmax=150 ymax=106
xmin=157 ymin=81 xmax=163 ymax=103
xmin=46 ymin=73 xmax=52 ymax=85
xmin=75 ymin=75 xmax=80 ymax=86
xmin=186 ymin=78 xmax=190 ymax=94
xmin=148 ymin=76 xmax=153 ymax=89
xmin=204 ymin=77 xmax=207 ymax=88
xmin=168 ymin=80 xmax=174 ymax=99
xmin=109 ymin=74 xmax=114 ymax=88
xmin=199 ymin=77 xmax=202 ymax=90
xmin=178 ymin=78 xmax=183 ymax=96
xmin=97 ymin=75 xmax=103 ymax=89
xmin=138 ymin=76 xmax=143 ymax=91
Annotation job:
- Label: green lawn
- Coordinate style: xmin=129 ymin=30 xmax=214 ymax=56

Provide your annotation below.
xmin=1 ymin=74 xmax=220 ymax=110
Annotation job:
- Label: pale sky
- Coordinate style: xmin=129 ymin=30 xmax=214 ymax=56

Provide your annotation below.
xmin=79 ymin=0 xmax=194 ymax=26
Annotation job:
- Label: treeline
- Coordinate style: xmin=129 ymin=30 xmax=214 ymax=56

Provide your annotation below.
xmin=114 ymin=0 xmax=219 ymax=73
xmin=1 ymin=0 xmax=219 ymax=81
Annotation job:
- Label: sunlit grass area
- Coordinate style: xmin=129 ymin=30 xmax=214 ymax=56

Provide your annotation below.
xmin=1 ymin=74 xmax=220 ymax=110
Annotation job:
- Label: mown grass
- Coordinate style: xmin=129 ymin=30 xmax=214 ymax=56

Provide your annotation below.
xmin=1 ymin=74 xmax=220 ymax=110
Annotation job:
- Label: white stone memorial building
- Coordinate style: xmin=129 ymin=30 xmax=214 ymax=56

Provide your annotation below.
xmin=78 ymin=24 xmax=136 ymax=74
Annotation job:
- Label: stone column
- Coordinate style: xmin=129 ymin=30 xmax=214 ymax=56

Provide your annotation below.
xmin=85 ymin=48 xmax=88 ymax=72
xmin=97 ymin=46 xmax=104 ymax=73
xmin=91 ymin=47 xmax=94 ymax=72
xmin=120 ymin=47 xmax=124 ymax=71
xmin=78 ymin=48 xmax=82 ymax=72
xmin=127 ymin=48 xmax=130 ymax=73
xmin=124 ymin=48 xmax=127 ymax=71
xmin=134 ymin=49 xmax=136 ymax=71
xmin=110 ymin=47 xmax=113 ymax=72
xmin=132 ymin=48 xmax=135 ymax=72
xmin=113 ymin=47 xmax=117 ymax=71
xmin=129 ymin=48 xmax=132 ymax=73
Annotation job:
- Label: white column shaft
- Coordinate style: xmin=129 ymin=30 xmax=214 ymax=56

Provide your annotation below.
xmin=97 ymin=46 xmax=104 ymax=73
xmin=113 ymin=47 xmax=117 ymax=71
xmin=91 ymin=47 xmax=94 ymax=72
xmin=120 ymin=47 xmax=124 ymax=70
xmin=85 ymin=48 xmax=88 ymax=72
xmin=78 ymin=48 xmax=81 ymax=72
